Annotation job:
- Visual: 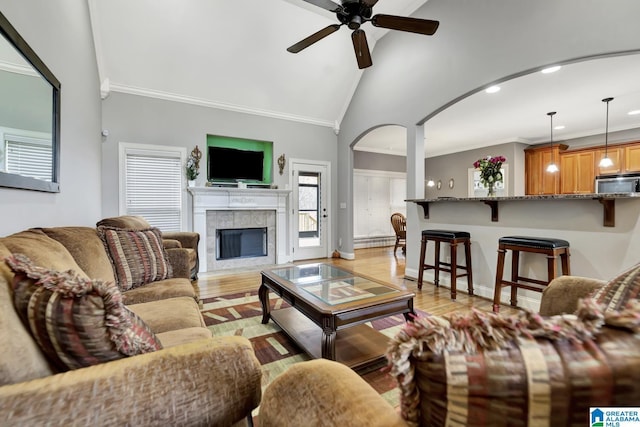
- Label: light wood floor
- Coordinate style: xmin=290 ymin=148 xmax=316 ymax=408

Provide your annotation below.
xmin=196 ymin=246 xmax=521 ymax=316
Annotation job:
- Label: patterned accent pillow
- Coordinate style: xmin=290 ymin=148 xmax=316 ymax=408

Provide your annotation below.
xmin=592 ymin=262 xmax=640 ymax=312
xmin=6 ymin=254 xmax=162 ymax=372
xmin=98 ymin=226 xmax=173 ymax=291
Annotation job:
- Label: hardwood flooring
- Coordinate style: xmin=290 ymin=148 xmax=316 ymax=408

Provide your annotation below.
xmin=196 ymin=246 xmax=521 ymax=316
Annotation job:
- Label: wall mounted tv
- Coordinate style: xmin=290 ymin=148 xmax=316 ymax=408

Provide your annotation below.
xmin=206 ymin=135 xmax=273 ymax=185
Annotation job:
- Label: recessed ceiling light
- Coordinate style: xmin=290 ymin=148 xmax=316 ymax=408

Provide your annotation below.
xmin=629 ymin=110 xmax=640 ymax=116
xmin=485 ymin=85 xmax=500 ymax=94
xmin=554 ymin=125 xmax=565 ymax=130
xmin=541 ymin=65 xmax=561 ymax=74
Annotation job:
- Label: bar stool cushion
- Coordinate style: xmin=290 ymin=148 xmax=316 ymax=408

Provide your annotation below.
xmin=499 ymin=236 xmax=570 ymax=249
xmin=422 ymin=230 xmax=470 ymax=239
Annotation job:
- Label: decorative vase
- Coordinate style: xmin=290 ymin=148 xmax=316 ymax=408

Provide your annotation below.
xmin=487 ymin=182 xmax=496 ymax=197
xmin=188 ymin=180 xmax=195 ymax=187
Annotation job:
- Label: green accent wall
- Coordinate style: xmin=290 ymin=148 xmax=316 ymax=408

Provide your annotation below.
xmin=206 ymin=134 xmax=273 ymax=183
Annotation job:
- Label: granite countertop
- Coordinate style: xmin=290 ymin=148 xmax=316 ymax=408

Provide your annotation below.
xmin=407 ymin=193 xmax=640 ymax=227
xmin=407 ymin=193 xmax=640 ymax=203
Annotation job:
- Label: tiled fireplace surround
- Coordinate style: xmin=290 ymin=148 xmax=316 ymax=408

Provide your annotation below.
xmin=189 ymin=187 xmax=291 ymax=272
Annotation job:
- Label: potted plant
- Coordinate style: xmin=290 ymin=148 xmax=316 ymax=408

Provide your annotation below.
xmin=186 ymin=146 xmax=201 ymax=187
xmin=473 ymin=155 xmax=506 ymax=196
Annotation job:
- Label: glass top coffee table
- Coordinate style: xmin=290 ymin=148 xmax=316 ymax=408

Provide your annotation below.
xmin=259 ymin=263 xmax=415 ymax=371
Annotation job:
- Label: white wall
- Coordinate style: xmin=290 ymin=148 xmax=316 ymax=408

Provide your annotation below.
xmin=337 ymin=0 xmax=640 ymax=274
xmin=101 ymin=92 xmax=338 ymax=233
xmin=0 ymin=1 xmax=102 ymax=235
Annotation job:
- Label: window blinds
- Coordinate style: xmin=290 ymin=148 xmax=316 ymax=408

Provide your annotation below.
xmin=5 ymin=136 xmax=53 ymax=182
xmin=124 ymin=152 xmax=182 ymax=232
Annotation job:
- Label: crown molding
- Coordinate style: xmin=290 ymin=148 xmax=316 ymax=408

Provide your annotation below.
xmin=109 ymin=83 xmax=336 ymax=129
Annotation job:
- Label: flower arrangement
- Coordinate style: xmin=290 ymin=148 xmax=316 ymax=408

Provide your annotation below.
xmin=473 ymin=155 xmax=506 ymax=195
xmin=186 ymin=146 xmax=202 ymax=181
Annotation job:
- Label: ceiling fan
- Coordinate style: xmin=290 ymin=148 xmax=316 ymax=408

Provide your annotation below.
xmin=287 ymin=0 xmax=439 ymax=69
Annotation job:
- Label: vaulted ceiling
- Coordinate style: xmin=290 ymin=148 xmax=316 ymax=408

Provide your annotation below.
xmin=89 ymin=0 xmax=429 ymax=130
xmin=89 ymin=1 xmax=640 ymax=157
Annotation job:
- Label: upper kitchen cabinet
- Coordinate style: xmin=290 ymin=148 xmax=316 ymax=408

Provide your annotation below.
xmin=624 ymin=144 xmax=640 ymax=173
xmin=525 ymin=144 xmax=568 ymax=195
xmin=596 ymin=146 xmax=623 ymax=175
xmin=560 ymin=150 xmax=596 ymax=193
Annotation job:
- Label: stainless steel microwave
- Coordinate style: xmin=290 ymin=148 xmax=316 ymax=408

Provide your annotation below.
xmin=595 ymin=174 xmax=640 ymax=193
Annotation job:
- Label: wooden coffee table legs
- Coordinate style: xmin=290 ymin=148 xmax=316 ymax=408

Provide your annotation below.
xmin=258 ymin=284 xmax=271 ymax=324
xmin=322 ymin=319 xmax=337 ymax=360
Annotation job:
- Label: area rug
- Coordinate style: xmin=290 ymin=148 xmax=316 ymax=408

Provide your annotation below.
xmin=200 ymin=290 xmax=412 ymax=409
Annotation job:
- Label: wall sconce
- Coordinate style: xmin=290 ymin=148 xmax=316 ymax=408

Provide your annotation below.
xmin=277 ymin=154 xmax=286 ymax=175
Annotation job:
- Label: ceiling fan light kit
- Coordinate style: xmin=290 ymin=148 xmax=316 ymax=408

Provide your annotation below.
xmin=288 ymin=0 xmax=439 ymax=69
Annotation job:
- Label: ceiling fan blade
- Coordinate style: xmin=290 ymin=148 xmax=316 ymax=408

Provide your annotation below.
xmin=371 ymin=14 xmax=440 ymax=36
xmin=361 ymin=0 xmax=379 ymax=7
xmin=287 ymin=24 xmax=342 ymax=53
xmin=351 ymin=29 xmax=372 ymax=69
xmin=299 ymin=0 xmax=343 ymax=13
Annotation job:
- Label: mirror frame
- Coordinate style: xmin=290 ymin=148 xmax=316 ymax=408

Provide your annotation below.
xmin=0 ymin=11 xmax=61 ymax=192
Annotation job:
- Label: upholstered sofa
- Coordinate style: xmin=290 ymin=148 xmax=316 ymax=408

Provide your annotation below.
xmin=260 ymin=272 xmax=640 ymax=427
xmin=0 ymin=220 xmax=261 ymax=426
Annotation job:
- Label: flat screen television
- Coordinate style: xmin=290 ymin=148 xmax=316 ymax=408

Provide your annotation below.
xmin=208 ymin=146 xmax=266 ymax=183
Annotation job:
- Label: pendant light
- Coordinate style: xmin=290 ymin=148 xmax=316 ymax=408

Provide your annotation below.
xmin=546 ymin=111 xmax=559 ymax=173
xmin=599 ymin=97 xmax=614 ymax=168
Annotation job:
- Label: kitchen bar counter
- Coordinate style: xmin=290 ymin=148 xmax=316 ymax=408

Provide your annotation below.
xmin=404 ymin=192 xmax=640 ymax=311
xmin=407 ymin=193 xmax=640 ymax=227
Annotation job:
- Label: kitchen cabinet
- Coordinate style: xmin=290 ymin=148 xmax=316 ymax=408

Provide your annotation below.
xmin=560 ymin=150 xmax=596 ymax=193
xmin=525 ymin=140 xmax=640 ymax=194
xmin=596 ymin=147 xmax=623 ymax=175
xmin=624 ymin=144 xmax=640 ymax=173
xmin=525 ymin=144 xmax=567 ymax=195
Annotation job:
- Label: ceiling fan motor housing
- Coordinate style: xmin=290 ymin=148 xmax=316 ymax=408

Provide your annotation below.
xmin=338 ymin=0 xmax=373 ymax=29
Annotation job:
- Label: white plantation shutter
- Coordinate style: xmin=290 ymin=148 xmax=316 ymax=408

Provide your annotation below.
xmin=5 ymin=135 xmax=53 ymax=182
xmin=122 ymin=144 xmax=185 ymax=232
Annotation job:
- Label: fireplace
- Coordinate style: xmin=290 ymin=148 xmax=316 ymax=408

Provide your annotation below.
xmin=189 ymin=186 xmax=292 ymax=272
xmin=206 ymin=209 xmax=276 ymax=270
xmin=217 ymin=227 xmax=267 ymax=260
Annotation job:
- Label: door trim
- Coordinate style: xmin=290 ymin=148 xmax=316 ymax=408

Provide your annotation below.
xmin=289 ymin=158 xmax=332 ymax=260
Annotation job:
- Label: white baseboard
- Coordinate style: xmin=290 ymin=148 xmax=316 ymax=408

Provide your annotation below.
xmin=354 ymin=236 xmax=395 ymax=249
xmin=339 ymin=250 xmax=355 ymax=260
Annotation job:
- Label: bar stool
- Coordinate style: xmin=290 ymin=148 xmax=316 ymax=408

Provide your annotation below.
xmin=493 ymin=236 xmax=571 ymax=312
xmin=417 ymin=229 xmax=473 ymax=300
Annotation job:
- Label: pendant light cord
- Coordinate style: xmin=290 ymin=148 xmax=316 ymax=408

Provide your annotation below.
xmin=603 ymin=97 xmax=614 ymax=158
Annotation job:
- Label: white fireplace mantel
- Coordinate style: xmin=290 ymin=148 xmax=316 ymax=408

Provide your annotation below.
xmin=188 ymin=186 xmax=292 ymax=272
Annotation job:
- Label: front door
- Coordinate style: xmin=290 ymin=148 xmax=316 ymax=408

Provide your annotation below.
xmin=291 ymin=160 xmax=330 ymax=261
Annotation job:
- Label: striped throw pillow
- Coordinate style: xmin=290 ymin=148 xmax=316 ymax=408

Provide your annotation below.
xmin=6 ymin=254 xmax=162 ymax=372
xmin=98 ymin=226 xmax=173 ymax=291
xmin=592 ymin=262 xmax=640 ymax=312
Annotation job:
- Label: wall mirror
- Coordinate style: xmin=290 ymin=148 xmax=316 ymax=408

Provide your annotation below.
xmin=0 ymin=11 xmax=60 ymax=192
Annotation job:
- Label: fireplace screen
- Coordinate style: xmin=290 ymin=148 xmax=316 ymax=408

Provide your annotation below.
xmin=217 ymin=227 xmax=267 ymax=260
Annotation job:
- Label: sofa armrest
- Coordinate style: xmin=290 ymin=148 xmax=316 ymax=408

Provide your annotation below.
xmin=260 ymin=359 xmax=407 ymax=427
xmin=539 ymin=275 xmax=606 ymax=316
xmin=0 ymin=336 xmax=262 ymax=426
xmin=163 ymin=232 xmax=200 ymax=279
xmin=162 ymin=238 xmax=182 ymax=249
xmin=162 ymin=232 xmax=199 ymax=252
xmin=165 ymin=247 xmax=190 ymax=279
